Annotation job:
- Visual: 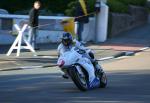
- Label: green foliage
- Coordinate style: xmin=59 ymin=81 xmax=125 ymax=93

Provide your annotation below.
xmin=107 ymin=0 xmax=147 ymax=13
xmin=107 ymin=0 xmax=128 ymax=13
xmin=118 ymin=0 xmax=147 ymax=6
xmin=0 ymin=0 xmax=33 ymax=13
xmin=65 ymin=0 xmax=96 ymax=16
xmin=87 ymin=0 xmax=96 ymax=13
xmin=42 ymin=0 xmax=71 ymax=14
xmin=65 ymin=1 xmax=77 ymax=16
xmin=0 ymin=0 xmax=72 ymax=14
xmin=0 ymin=0 xmax=147 ymax=15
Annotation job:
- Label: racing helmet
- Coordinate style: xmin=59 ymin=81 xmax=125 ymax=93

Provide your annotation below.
xmin=62 ymin=32 xmax=73 ymax=46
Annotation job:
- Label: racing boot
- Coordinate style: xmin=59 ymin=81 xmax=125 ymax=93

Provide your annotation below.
xmin=62 ymin=74 xmax=69 ymax=79
xmin=61 ymin=70 xmax=69 ymax=79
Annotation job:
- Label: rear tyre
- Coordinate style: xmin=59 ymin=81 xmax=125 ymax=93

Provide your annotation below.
xmin=69 ymin=66 xmax=88 ymax=91
xmin=100 ymin=72 xmax=107 ymax=88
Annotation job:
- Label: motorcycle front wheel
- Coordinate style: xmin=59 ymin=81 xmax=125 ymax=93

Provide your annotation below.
xmin=69 ymin=66 xmax=88 ymax=91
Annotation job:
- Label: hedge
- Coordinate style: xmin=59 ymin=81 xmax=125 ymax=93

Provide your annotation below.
xmin=107 ymin=0 xmax=128 ymax=13
xmin=0 ymin=0 xmax=72 ymax=14
xmin=65 ymin=0 xmax=96 ymax=16
xmin=118 ymin=0 xmax=147 ymax=6
xmin=107 ymin=0 xmax=147 ymax=13
xmin=0 ymin=0 xmax=147 ymax=15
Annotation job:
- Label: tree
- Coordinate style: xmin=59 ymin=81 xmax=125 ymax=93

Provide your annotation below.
xmin=65 ymin=0 xmax=96 ymax=16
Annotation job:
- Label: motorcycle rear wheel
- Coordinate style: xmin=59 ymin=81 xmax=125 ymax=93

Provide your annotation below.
xmin=100 ymin=72 xmax=107 ymax=88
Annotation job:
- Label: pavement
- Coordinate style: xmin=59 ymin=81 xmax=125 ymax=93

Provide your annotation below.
xmin=103 ymin=49 xmax=150 ymax=72
xmin=101 ymin=22 xmax=150 ymax=50
xmin=0 ymin=44 xmax=120 ymax=71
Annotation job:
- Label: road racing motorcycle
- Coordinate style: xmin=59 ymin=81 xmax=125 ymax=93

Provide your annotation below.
xmin=57 ymin=47 xmax=107 ymax=91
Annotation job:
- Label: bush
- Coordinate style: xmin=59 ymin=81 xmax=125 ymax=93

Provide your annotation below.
xmin=118 ymin=0 xmax=147 ymax=6
xmin=42 ymin=0 xmax=71 ymax=14
xmin=65 ymin=0 xmax=96 ymax=16
xmin=65 ymin=1 xmax=77 ymax=16
xmin=87 ymin=0 xmax=96 ymax=13
xmin=107 ymin=0 xmax=128 ymax=13
xmin=0 ymin=0 xmax=73 ymax=14
xmin=107 ymin=0 xmax=147 ymax=13
xmin=0 ymin=0 xmax=147 ymax=15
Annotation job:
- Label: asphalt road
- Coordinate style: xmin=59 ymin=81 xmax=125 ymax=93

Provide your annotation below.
xmin=0 ymin=50 xmax=150 ymax=103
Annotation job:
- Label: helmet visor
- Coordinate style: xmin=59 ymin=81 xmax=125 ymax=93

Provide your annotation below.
xmin=62 ymin=39 xmax=71 ymax=46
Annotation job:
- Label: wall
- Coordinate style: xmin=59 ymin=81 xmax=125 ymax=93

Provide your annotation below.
xmin=108 ymin=5 xmax=149 ymax=37
xmin=0 ymin=14 xmax=69 ymax=45
xmin=0 ymin=14 xmax=97 ymax=45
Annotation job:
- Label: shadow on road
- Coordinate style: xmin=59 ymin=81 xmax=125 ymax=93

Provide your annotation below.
xmin=0 ymin=70 xmax=150 ymax=103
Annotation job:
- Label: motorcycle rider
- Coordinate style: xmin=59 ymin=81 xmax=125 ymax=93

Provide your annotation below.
xmin=57 ymin=32 xmax=103 ymax=79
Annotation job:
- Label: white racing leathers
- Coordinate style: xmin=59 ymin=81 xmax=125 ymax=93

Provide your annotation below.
xmin=57 ymin=39 xmax=96 ymax=83
xmin=58 ymin=39 xmax=88 ymax=55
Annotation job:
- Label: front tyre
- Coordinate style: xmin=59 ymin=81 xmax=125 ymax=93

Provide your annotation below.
xmin=69 ymin=67 xmax=88 ymax=91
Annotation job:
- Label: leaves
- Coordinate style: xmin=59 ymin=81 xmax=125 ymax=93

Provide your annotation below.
xmin=107 ymin=0 xmax=147 ymax=13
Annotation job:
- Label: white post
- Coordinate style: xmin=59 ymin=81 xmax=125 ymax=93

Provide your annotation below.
xmin=95 ymin=1 xmax=109 ymax=42
xmin=6 ymin=24 xmax=36 ymax=57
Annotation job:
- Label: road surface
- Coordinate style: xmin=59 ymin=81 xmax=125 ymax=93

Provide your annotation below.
xmin=0 ymin=49 xmax=150 ymax=103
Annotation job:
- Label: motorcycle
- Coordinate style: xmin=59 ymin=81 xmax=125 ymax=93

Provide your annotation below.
xmin=57 ymin=47 xmax=107 ymax=91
